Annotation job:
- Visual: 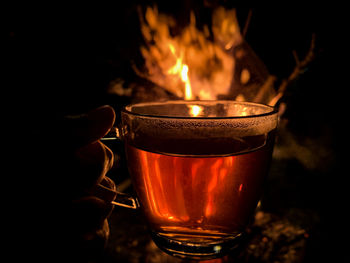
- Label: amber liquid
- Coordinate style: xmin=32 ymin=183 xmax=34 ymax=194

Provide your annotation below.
xmin=125 ymin=131 xmax=275 ymax=241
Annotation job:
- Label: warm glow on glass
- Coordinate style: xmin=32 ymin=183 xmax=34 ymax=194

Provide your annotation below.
xmin=188 ymin=105 xmax=203 ymax=117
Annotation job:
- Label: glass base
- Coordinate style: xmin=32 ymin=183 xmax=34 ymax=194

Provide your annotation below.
xmin=151 ymin=230 xmax=245 ymax=260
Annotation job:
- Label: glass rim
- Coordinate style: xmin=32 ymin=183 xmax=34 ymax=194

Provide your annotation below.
xmin=122 ymin=100 xmax=278 ymax=120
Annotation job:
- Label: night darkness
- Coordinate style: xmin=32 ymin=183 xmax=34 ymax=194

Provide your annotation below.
xmin=6 ymin=1 xmax=345 ymax=262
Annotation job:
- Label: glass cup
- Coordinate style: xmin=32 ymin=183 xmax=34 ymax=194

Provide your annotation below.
xmin=110 ymin=100 xmax=278 ymax=259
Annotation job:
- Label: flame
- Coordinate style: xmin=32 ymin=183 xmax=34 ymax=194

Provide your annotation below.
xmin=167 ymin=44 xmax=182 ymax=75
xmin=166 ymin=44 xmax=193 ymax=100
xmin=136 ymin=6 xmax=237 ymax=100
xmin=181 ymin=65 xmax=192 ymax=100
xmin=167 ymin=43 xmax=205 ymax=116
xmin=136 ymin=6 xmax=277 ymax=105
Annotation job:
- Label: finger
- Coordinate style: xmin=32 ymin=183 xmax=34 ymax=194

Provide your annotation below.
xmin=58 ymin=105 xmax=116 ymax=149
xmin=71 ymin=196 xmax=113 ymax=234
xmin=100 ymin=176 xmax=117 ymax=192
xmin=91 ymin=177 xmax=117 ymax=203
xmin=71 ymin=141 xmax=114 ymax=194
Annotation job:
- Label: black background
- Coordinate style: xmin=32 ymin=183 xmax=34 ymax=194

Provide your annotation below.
xmin=6 ymin=1 xmax=345 ymax=262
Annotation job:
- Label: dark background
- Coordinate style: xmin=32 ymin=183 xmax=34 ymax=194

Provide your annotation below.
xmin=6 ymin=1 xmax=345 ymax=262
xmin=7 ymin=2 xmax=338 ymax=114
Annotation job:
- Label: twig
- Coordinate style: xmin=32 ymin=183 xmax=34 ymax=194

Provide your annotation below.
xmin=253 ymin=75 xmax=276 ymax=104
xmin=243 ymin=9 xmax=253 ymax=38
xmin=269 ymin=33 xmax=316 ymax=106
xmin=292 ymin=50 xmax=300 ymax=65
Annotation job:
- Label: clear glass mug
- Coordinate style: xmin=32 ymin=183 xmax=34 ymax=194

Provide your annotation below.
xmin=108 ymin=100 xmax=278 ymax=260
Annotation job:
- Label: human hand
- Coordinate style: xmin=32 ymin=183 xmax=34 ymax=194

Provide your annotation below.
xmin=56 ymin=105 xmax=118 ymax=256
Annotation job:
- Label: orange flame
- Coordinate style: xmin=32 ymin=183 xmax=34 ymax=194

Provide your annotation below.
xmin=136 ymin=6 xmax=277 ymax=105
xmin=167 ymin=44 xmax=192 ymax=100
xmin=137 ymin=6 xmax=238 ymax=100
xmin=181 ymin=65 xmax=192 ymax=100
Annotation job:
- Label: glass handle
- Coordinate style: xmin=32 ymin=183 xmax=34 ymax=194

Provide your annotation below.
xmin=101 ymin=126 xmax=121 ymax=141
xmin=101 ymin=126 xmax=139 ymax=210
xmin=111 ymin=193 xmax=139 ymax=209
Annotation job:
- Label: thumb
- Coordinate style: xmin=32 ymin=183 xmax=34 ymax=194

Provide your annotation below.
xmin=59 ymin=105 xmax=116 ymax=148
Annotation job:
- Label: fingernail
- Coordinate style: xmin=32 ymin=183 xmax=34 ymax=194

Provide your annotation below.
xmin=87 ymin=105 xmax=115 ymax=126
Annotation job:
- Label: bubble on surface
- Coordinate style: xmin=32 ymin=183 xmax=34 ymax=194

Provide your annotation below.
xmin=123 ymin=101 xmax=278 ymax=139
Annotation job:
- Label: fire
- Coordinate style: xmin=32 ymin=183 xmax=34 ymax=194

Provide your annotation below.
xmin=135 ymin=6 xmax=279 ymax=105
xmin=136 ymin=6 xmax=237 ymax=100
xmin=181 ymin=65 xmax=192 ymax=100
xmin=167 ymin=44 xmax=182 ymax=75
xmin=166 ymin=44 xmax=192 ymax=100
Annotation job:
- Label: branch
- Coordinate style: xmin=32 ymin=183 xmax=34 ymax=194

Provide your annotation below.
xmin=270 ymin=33 xmax=316 ymax=106
xmin=242 ymin=9 xmax=253 ymax=38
